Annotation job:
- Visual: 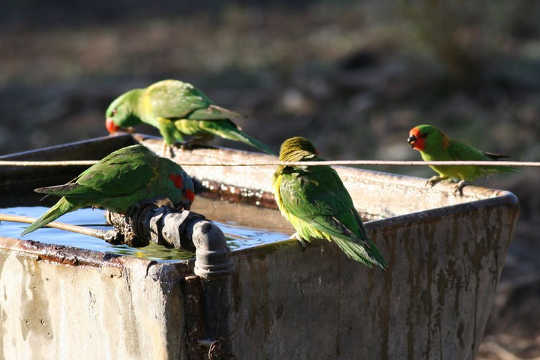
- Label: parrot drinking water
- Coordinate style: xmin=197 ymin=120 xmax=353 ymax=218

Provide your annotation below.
xmin=21 ymin=144 xmax=195 ymax=236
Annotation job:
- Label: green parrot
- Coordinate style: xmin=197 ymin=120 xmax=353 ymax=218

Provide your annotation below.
xmin=407 ymin=124 xmax=514 ymax=194
xmin=272 ymin=136 xmax=387 ymax=269
xmin=105 ymin=79 xmax=274 ymax=155
xmin=21 ymin=144 xmax=195 ymax=236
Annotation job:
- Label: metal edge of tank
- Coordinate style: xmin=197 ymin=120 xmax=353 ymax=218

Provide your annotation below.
xmin=229 ymin=189 xmax=519 ymax=258
xmin=0 ymin=133 xmax=135 ymax=161
xmin=134 ymin=134 xmax=508 ymax=196
xmin=0 ymin=234 xmax=193 ymax=272
xmin=134 ymin=134 xmax=518 ymax=218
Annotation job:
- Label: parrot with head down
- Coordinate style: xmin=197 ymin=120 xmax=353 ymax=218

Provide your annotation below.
xmin=407 ymin=124 xmax=514 ymax=195
xmin=272 ymin=136 xmax=387 ymax=269
xmin=105 ymin=79 xmax=274 ymax=156
xmin=21 ymin=144 xmax=194 ymax=236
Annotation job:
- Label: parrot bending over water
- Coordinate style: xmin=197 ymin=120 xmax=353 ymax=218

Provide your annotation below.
xmin=272 ymin=136 xmax=387 ymax=269
xmin=105 ymin=79 xmax=274 ymax=156
xmin=407 ymin=124 xmax=514 ymax=195
xmin=21 ymin=144 xmax=195 ymax=236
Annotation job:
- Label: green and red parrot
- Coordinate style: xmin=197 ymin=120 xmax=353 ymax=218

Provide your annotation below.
xmin=21 ymin=144 xmax=195 ymax=236
xmin=407 ymin=124 xmax=514 ymax=194
xmin=272 ymin=136 xmax=387 ymax=269
xmin=105 ymin=79 xmax=274 ymax=155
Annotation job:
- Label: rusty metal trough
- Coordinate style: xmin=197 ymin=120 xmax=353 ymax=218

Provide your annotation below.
xmin=0 ymin=134 xmax=519 ymax=359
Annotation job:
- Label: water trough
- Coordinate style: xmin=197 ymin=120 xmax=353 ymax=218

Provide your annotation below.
xmin=0 ymin=134 xmax=519 ymax=359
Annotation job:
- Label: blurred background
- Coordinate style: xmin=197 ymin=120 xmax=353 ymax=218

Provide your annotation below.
xmin=1 ymin=1 xmax=539 ymax=358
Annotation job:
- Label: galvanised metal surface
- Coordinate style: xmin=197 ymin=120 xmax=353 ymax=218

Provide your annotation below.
xmin=139 ymin=135 xmax=519 ymax=360
xmin=227 ymin=193 xmax=518 ymax=360
xmin=0 ymin=238 xmax=190 ymax=359
xmin=0 ymin=135 xmax=519 ymax=359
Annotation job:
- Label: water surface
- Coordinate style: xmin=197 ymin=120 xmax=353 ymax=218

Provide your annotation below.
xmin=0 ymin=206 xmax=290 ymax=262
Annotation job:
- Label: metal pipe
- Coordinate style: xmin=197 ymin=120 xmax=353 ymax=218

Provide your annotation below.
xmin=107 ymin=203 xmax=235 ymax=358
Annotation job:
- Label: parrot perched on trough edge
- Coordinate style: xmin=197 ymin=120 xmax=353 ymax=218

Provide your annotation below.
xmin=21 ymin=144 xmax=195 ymax=236
xmin=105 ymin=79 xmax=274 ymax=156
xmin=407 ymin=124 xmax=515 ymax=195
xmin=272 ymin=136 xmax=387 ymax=269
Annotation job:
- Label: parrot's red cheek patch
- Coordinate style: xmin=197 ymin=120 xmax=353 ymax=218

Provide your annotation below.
xmin=408 ymin=128 xmax=425 ymax=151
xmin=413 ymin=138 xmax=425 ymax=151
xmin=185 ymin=190 xmax=195 ymax=202
xmin=169 ymin=174 xmax=184 ymax=189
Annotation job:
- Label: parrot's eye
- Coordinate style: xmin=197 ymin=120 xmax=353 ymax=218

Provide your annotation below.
xmin=419 ymin=132 xmax=428 ymax=138
xmin=111 ymin=109 xmax=117 ymax=116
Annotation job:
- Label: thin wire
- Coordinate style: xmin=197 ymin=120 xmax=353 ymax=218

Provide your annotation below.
xmin=0 ymin=160 xmax=98 ymax=166
xmin=0 ymin=160 xmax=538 ymax=167
xmin=176 ymin=160 xmax=539 ymax=167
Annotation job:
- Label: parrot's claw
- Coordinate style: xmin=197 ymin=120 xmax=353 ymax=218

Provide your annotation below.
xmin=453 ymin=180 xmax=467 ymax=196
xmin=161 ymin=143 xmax=175 ymax=158
xmin=291 ymin=233 xmax=310 ymax=251
xmin=426 ymin=176 xmax=442 ymax=187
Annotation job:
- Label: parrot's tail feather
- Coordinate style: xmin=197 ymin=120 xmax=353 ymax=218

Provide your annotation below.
xmin=209 ymin=105 xmax=245 ymax=121
xmin=188 ymin=105 xmax=245 ymax=121
xmin=481 ymin=152 xmax=516 ymax=174
xmin=221 ymin=130 xmax=275 ymax=155
xmin=20 ymin=198 xmax=76 ymax=236
xmin=333 ymin=236 xmax=387 ymax=270
xmin=202 ymin=123 xmax=275 ymax=155
xmin=35 ymin=183 xmax=78 ymax=195
xmin=483 ymin=165 xmax=517 ymax=174
xmin=483 ymin=152 xmax=510 ymax=160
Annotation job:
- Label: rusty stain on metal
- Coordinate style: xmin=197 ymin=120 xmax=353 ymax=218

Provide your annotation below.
xmin=0 ymin=237 xmax=121 ymax=268
xmin=182 ymin=275 xmax=206 ymax=359
xmin=198 ymin=179 xmax=278 ymax=209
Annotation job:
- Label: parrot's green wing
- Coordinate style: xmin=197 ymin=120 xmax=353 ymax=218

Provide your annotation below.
xmin=36 ymin=145 xmax=156 ymax=200
xmin=145 ymin=80 xmax=214 ymax=119
xmin=146 ymin=80 xmax=243 ymax=121
xmin=447 ymin=141 xmax=515 ymax=174
xmin=447 ymin=141 xmax=493 ymax=161
xmin=23 ymin=146 xmax=160 ymax=236
xmin=280 ymin=166 xmax=367 ymax=240
xmin=279 ymin=165 xmax=386 ymax=268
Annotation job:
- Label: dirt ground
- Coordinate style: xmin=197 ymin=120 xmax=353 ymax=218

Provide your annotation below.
xmin=1 ymin=1 xmax=540 ymax=358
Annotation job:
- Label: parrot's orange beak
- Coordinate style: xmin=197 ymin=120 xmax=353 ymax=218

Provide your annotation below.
xmin=106 ymin=118 xmax=120 ymax=134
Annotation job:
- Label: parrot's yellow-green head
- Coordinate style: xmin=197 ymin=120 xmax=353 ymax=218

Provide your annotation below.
xmin=407 ymin=124 xmax=449 ymax=154
xmin=105 ymin=89 xmax=143 ymax=134
xmin=279 ymin=136 xmax=319 ymax=162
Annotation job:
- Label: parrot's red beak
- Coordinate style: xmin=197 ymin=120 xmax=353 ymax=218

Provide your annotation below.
xmin=106 ymin=118 xmax=120 ymax=134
